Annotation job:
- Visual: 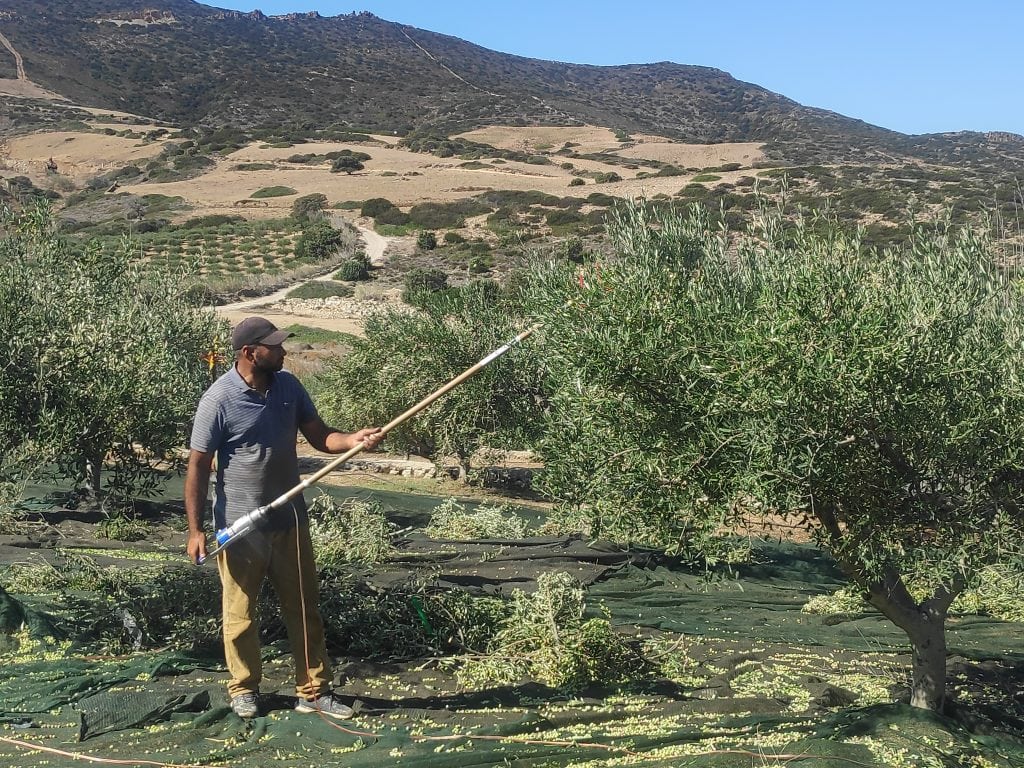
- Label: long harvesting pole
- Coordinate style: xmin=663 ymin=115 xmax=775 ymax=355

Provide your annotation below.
xmin=199 ymin=324 xmax=539 ymax=563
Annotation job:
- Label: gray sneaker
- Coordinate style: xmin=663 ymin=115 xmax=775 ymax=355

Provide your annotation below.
xmin=295 ymin=692 xmax=354 ymax=720
xmin=230 ymin=691 xmax=259 ymax=719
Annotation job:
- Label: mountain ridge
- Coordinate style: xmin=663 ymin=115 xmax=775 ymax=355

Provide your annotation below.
xmin=1 ymin=0 xmax=1020 ymax=173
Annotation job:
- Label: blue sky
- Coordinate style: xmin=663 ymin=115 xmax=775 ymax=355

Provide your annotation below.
xmin=213 ymin=1 xmax=1022 ymax=137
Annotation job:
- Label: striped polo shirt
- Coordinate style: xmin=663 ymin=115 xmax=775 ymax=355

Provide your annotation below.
xmin=190 ymin=365 xmax=318 ymax=532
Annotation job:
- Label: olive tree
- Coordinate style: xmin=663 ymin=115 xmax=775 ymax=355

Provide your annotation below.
xmin=314 ymin=281 xmax=545 ymax=479
xmin=0 ymin=203 xmax=222 ymax=504
xmin=527 ymin=201 xmax=1024 ymax=711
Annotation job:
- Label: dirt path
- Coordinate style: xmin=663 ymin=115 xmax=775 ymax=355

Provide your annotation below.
xmin=0 ymin=27 xmax=27 ymax=81
xmin=216 ymin=308 xmax=367 ymax=335
xmin=358 ymin=222 xmax=389 ymax=267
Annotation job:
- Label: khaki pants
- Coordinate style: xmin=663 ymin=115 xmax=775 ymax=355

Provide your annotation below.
xmin=217 ymin=524 xmax=332 ymax=700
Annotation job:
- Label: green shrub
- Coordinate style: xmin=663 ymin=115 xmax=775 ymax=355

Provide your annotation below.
xmin=690 ymin=174 xmax=721 ymax=183
xmin=559 ymin=236 xmax=588 ymax=263
xmin=546 ymin=209 xmax=583 ymax=227
xmin=443 ymin=231 xmax=465 ymax=244
xmin=586 ymin=192 xmax=617 ymax=207
xmin=361 ymin=198 xmax=396 ymax=218
xmin=375 ymin=223 xmax=415 ymax=236
xmin=232 ymin=162 xmax=276 ymax=171
xmin=402 ymin=267 xmax=449 ymax=303
xmin=468 ymin=254 xmax=493 ymax=274
xmin=325 ymin=149 xmax=371 ymax=162
xmin=294 ymin=221 xmax=342 ymax=260
xmin=331 ymin=156 xmax=365 ymax=174
xmin=408 ymin=200 xmax=490 ymax=229
xmin=292 ymin=193 xmax=328 ymax=222
xmin=676 ymin=183 xmax=711 ymax=199
xmin=476 ymin=190 xmax=559 ymax=208
xmin=376 ymin=206 xmax=411 ymax=226
xmin=251 ymin=186 xmax=296 ymax=199
xmin=335 ymin=259 xmax=369 ymax=281
xmin=594 ymin=172 xmax=622 ymax=184
xmin=286 ymin=280 xmax=353 ymax=299
xmin=171 ymin=154 xmax=215 ymax=173
xmin=178 ymin=215 xmax=245 ymax=230
xmin=416 ymin=231 xmax=437 ymax=251
xmin=407 ymin=203 xmax=465 ymax=230
xmin=569 ymin=177 xmax=586 ymax=187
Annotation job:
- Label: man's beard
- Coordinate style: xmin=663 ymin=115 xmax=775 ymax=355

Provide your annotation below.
xmin=254 ymin=357 xmax=283 ymax=374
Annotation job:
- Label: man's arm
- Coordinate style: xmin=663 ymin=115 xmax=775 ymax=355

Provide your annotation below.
xmin=184 ymin=449 xmax=214 ymax=564
xmin=300 ymin=416 xmax=383 ymax=454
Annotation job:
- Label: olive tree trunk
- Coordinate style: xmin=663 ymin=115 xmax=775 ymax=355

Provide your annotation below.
xmin=82 ymin=452 xmax=103 ymax=499
xmin=867 ymin=570 xmax=959 ymax=711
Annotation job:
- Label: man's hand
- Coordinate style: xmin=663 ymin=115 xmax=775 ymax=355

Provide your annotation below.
xmin=187 ymin=530 xmax=208 ymax=565
xmin=354 ymin=426 xmax=384 ymax=452
xmin=184 ymin=449 xmax=214 ymax=565
xmin=302 ymin=418 xmax=384 ymax=454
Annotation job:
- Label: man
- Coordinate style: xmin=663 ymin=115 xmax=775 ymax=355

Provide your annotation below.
xmin=185 ymin=316 xmax=382 ymax=720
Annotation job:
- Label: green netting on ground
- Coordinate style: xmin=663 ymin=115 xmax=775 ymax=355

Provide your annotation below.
xmin=591 ymin=543 xmax=1024 ymax=660
xmin=4 ymin=485 xmax=1024 ymax=766
xmin=3 ymin=646 xmax=1023 ymax=767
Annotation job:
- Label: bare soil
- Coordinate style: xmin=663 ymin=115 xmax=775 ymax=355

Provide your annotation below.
xmin=4 ymin=130 xmax=169 ymax=182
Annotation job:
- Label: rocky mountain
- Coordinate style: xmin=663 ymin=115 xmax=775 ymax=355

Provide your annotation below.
xmin=2 ymin=0 xmax=1022 ymax=171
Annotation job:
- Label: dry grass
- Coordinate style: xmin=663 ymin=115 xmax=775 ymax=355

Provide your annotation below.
xmin=5 ymin=130 xmax=170 ymax=181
